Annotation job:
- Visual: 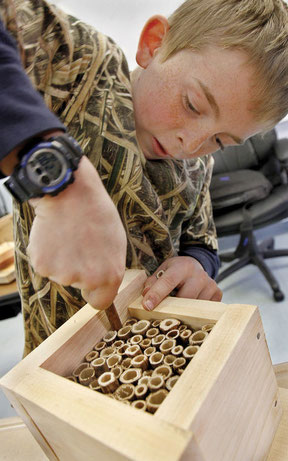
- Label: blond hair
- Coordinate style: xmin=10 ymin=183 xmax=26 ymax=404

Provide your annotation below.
xmin=161 ymin=0 xmax=288 ymax=128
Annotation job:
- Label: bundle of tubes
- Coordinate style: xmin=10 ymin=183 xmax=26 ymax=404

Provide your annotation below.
xmin=67 ymin=317 xmax=215 ymax=414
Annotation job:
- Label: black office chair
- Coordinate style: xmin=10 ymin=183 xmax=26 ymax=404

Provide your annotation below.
xmin=210 ymin=129 xmax=288 ymax=301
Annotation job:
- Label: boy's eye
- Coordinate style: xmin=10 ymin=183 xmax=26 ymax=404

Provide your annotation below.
xmin=184 ymin=95 xmax=200 ymax=115
xmin=215 ymin=136 xmax=224 ymax=151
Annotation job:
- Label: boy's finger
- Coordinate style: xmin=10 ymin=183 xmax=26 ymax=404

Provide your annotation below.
xmin=142 ymin=271 xmax=179 ymax=311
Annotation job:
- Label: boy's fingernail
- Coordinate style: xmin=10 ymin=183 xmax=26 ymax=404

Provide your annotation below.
xmin=142 ymin=287 xmax=150 ymax=296
xmin=144 ymin=299 xmax=154 ymax=311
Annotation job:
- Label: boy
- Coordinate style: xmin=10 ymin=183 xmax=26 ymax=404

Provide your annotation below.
xmin=1 ymin=0 xmax=288 ymax=355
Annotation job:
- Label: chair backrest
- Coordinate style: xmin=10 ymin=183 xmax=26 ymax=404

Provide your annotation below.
xmin=212 ymin=130 xmax=277 ymax=174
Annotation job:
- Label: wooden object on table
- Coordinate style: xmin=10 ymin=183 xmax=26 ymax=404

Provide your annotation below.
xmin=0 ymin=214 xmax=13 ymax=243
xmin=0 ymin=270 xmax=282 ymax=461
xmin=0 ymin=214 xmax=15 ymax=284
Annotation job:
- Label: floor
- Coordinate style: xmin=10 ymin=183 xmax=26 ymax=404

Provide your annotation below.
xmin=1 ymin=0 xmax=288 ymax=419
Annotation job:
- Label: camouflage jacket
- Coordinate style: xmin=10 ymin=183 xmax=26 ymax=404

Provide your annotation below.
xmin=0 ymin=0 xmax=217 ymax=355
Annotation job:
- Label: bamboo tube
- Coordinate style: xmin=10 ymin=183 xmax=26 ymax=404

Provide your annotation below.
xmin=201 ymin=323 xmax=216 ymax=333
xmin=166 ymin=375 xmax=179 ymax=391
xmin=123 ymin=318 xmax=138 ymax=327
xmin=117 ymin=344 xmax=129 ymax=356
xmin=140 ymin=338 xmax=152 ymax=350
xmin=135 ymin=383 xmax=149 ymax=399
xmin=152 ymin=365 xmax=172 ymax=381
xmin=173 ymin=357 xmax=186 ymax=374
xmin=143 ymin=370 xmax=153 ymax=377
xmin=121 ymin=358 xmax=132 ymax=370
xmin=113 ymin=340 xmax=125 ymax=349
xmin=85 ymin=350 xmax=99 ymax=363
xmin=98 ymin=372 xmax=119 ymax=394
xmin=117 ymin=326 xmax=132 ymax=341
xmin=131 ymin=354 xmax=149 ymax=371
xmin=146 ymin=328 xmax=159 ymax=339
xmin=159 ymin=318 xmax=180 ymax=333
xmin=151 ymin=334 xmax=166 ymax=347
xmin=100 ymin=346 xmax=116 ymax=358
xmin=93 ymin=341 xmax=106 ymax=352
xmin=138 ymin=376 xmax=150 ymax=386
xmin=166 ymin=329 xmax=180 ymax=340
xmin=89 ymin=378 xmax=101 ymax=391
xmin=183 ymin=345 xmax=199 ymax=360
xmin=103 ymin=330 xmax=117 ymax=345
xmin=160 ymin=339 xmax=177 ymax=355
xmin=120 ymin=368 xmax=142 ymax=385
xmin=151 ymin=319 xmax=161 ymax=327
xmin=91 ymin=357 xmax=109 ymax=377
xmin=107 ymin=354 xmax=122 ymax=369
xmin=146 ymin=389 xmax=168 ymax=414
xmin=144 ymin=346 xmax=157 ymax=357
xmin=130 ymin=334 xmax=143 ymax=345
xmin=73 ymin=362 xmax=90 ymax=380
xmin=189 ymin=330 xmax=208 ymax=346
xmin=163 ymin=354 xmax=176 ymax=366
xmin=131 ymin=400 xmax=147 ymax=411
xmin=148 ymin=375 xmax=165 ymax=392
xmin=126 ymin=344 xmax=142 ymax=358
xmin=131 ymin=319 xmax=151 ymax=335
xmin=171 ymin=345 xmax=183 ymax=357
xmin=149 ymin=352 xmax=164 ymax=369
xmin=66 ymin=376 xmax=77 ymax=382
xmin=178 ymin=324 xmax=188 ymax=333
xmin=115 ymin=384 xmax=135 ymax=401
xmin=79 ymin=367 xmax=95 ymax=386
xmin=179 ymin=329 xmax=192 ymax=345
xmin=112 ymin=365 xmax=123 ymax=380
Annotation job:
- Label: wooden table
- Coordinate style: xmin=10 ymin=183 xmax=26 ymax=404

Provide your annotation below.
xmin=1 ymin=364 xmax=287 ymax=461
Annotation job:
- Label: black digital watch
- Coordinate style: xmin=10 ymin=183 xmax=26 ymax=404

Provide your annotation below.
xmin=4 ymin=134 xmax=83 ymax=202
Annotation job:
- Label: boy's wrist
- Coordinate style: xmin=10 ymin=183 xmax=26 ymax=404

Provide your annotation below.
xmin=4 ymin=133 xmax=83 ymax=203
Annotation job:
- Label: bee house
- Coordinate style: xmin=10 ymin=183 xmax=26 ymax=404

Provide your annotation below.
xmin=0 ymin=270 xmax=281 ymax=461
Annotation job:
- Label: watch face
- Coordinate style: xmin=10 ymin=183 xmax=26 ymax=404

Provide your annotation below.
xmin=25 ymin=147 xmax=71 ymax=190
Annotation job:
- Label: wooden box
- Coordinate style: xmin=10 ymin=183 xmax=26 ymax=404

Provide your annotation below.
xmin=0 ymin=270 xmax=281 ymax=461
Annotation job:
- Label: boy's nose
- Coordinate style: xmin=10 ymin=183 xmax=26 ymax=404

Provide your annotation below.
xmin=177 ymin=130 xmax=211 ymax=156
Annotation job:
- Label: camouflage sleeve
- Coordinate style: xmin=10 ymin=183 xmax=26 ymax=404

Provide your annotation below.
xmin=179 ymin=154 xmax=218 ymax=251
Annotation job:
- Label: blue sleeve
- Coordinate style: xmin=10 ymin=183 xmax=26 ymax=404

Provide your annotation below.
xmin=178 ymin=245 xmax=220 ymax=279
xmin=0 ymin=19 xmax=65 ymax=160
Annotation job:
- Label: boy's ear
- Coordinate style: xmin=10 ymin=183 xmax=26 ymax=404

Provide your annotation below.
xmin=136 ymin=15 xmax=169 ymax=68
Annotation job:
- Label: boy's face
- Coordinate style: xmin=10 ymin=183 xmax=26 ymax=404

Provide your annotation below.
xmin=132 ymin=17 xmax=264 ymax=161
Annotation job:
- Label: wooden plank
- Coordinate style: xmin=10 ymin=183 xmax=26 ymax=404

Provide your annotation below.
xmin=129 ymin=295 xmax=227 ymax=330
xmin=156 ymin=304 xmax=281 ymax=461
xmin=273 ymin=363 xmax=288 ymax=389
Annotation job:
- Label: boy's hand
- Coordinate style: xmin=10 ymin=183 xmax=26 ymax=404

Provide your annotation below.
xmin=28 ymin=155 xmax=127 ymax=310
xmin=142 ymin=256 xmax=222 ymax=311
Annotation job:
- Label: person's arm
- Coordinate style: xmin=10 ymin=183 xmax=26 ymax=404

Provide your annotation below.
xmin=0 ymin=21 xmax=127 ymax=309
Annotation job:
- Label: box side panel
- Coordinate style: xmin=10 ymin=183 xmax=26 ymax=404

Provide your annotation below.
xmin=129 ymin=296 xmax=226 ymax=330
xmin=253 ymin=387 xmax=282 ymax=461
xmin=9 ymin=367 xmax=193 ymax=461
xmin=156 ymin=305 xmax=281 ymax=461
